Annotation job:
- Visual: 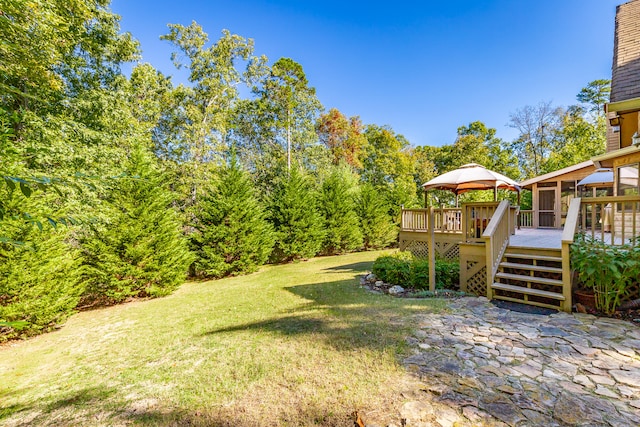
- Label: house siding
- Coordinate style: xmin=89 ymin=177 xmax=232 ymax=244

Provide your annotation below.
xmin=611 ymin=0 xmax=640 ymax=103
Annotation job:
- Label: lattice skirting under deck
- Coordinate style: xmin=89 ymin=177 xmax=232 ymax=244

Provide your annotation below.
xmin=400 ymin=239 xmax=460 ymax=261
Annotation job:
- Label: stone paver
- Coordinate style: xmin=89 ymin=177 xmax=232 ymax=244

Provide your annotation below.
xmin=367 ymin=297 xmax=640 ymax=427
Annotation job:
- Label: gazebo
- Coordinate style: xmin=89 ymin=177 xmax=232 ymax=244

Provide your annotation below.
xmin=422 ymin=163 xmax=521 ymax=207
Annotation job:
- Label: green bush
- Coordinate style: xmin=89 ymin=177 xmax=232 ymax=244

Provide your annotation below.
xmin=80 ymin=144 xmax=193 ymax=305
xmin=372 ymin=252 xmax=460 ymax=291
xmin=372 ymin=252 xmax=413 ymax=285
xmin=357 ymin=183 xmax=397 ymax=249
xmin=191 ymin=153 xmax=275 ymax=278
xmin=319 ymin=164 xmax=363 ymax=255
xmin=0 ymin=227 xmax=83 ymax=341
xmin=269 ymin=167 xmax=325 ymax=262
xmin=434 ymin=259 xmax=460 ymax=290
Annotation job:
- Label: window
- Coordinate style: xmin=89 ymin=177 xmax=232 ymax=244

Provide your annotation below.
xmin=617 ymin=163 xmax=639 ymax=211
xmin=617 ymin=163 xmax=639 ymax=196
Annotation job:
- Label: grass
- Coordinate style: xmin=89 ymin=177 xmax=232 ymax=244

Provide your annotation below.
xmin=0 ymin=250 xmax=448 ymax=426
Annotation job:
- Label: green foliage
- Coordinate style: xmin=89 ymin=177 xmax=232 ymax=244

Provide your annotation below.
xmin=372 ymin=252 xmax=413 ymax=286
xmin=269 ymin=167 xmax=325 ymax=261
xmin=316 ymin=108 xmax=367 ymax=168
xmin=191 ymin=154 xmax=275 ymax=278
xmin=79 ymin=144 xmax=192 ymax=305
xmin=577 ymin=79 xmax=611 ymax=116
xmin=571 ymin=234 xmax=640 ymax=315
xmin=319 ymin=165 xmax=363 ymax=254
xmin=372 ymin=252 xmax=460 ymax=290
xmin=357 ymin=183 xmax=397 ymax=249
xmin=0 ymin=227 xmax=83 ymax=341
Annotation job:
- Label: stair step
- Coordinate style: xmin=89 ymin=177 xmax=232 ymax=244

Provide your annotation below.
xmin=495 ymin=272 xmax=563 ymax=287
xmin=492 ymin=283 xmax=565 ymax=300
xmin=499 ymin=262 xmax=562 ymax=274
xmin=503 ymin=252 xmax=562 ymax=263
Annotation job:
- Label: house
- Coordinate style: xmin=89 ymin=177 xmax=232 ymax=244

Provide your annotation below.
xmin=518 ymin=160 xmax=596 ymax=229
xmin=399 ymin=0 xmax=640 ymax=312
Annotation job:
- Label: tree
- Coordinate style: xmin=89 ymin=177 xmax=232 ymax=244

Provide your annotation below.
xmin=79 ymin=143 xmax=193 ymax=305
xmin=319 ymin=164 xmax=363 ymax=254
xmin=190 ymin=153 xmax=275 ymax=278
xmin=357 ymin=183 xmax=397 ymax=249
xmin=269 ymin=166 xmax=325 ymax=261
xmin=250 ymin=58 xmax=323 ymax=171
xmin=360 ymin=125 xmax=418 ymax=216
xmin=0 ymin=225 xmax=83 ymax=342
xmin=544 ymin=105 xmax=606 ymax=172
xmin=160 ymin=22 xmax=267 ymax=208
xmin=508 ymin=102 xmax=564 ymax=178
xmin=577 ymin=79 xmax=611 ymax=117
xmin=316 ymin=108 xmax=367 ymax=168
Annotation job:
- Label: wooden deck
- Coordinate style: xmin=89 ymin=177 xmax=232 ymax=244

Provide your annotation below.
xmin=509 ymin=228 xmax=562 ymax=249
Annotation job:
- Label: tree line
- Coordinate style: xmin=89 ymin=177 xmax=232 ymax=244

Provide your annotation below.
xmin=0 ymin=0 xmax=608 ymax=339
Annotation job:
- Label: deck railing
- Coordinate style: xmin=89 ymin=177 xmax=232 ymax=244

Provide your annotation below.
xmin=561 ymin=195 xmax=640 ymax=311
xmin=579 ymin=195 xmax=640 ymax=246
xmin=482 ymin=200 xmax=511 ymax=297
xmin=434 ymin=207 xmax=463 ymax=232
xmin=518 ymin=209 xmax=534 ymax=228
xmin=464 ymin=202 xmax=499 ymax=242
xmin=401 ymin=203 xmax=501 ymax=240
xmin=400 ymin=208 xmax=429 ymax=232
xmin=401 ymin=207 xmax=463 ymax=233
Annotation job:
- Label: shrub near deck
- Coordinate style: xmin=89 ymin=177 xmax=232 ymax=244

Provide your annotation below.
xmin=373 ymin=252 xmax=459 ymax=290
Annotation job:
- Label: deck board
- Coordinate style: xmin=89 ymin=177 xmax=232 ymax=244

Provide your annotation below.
xmin=509 ymin=228 xmax=562 ymax=249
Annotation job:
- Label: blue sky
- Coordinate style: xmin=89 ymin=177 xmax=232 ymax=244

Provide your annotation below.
xmin=111 ymin=0 xmax=620 ymax=147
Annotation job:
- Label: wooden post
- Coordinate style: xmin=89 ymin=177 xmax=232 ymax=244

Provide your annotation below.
xmin=561 ymin=241 xmax=572 ymax=312
xmin=428 ymin=206 xmax=436 ymax=292
xmin=560 ymin=197 xmax=581 ymax=313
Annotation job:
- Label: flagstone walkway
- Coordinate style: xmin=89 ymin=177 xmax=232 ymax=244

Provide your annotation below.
xmin=373 ymin=297 xmax=640 ymax=427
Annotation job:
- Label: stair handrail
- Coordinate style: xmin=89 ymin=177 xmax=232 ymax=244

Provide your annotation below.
xmin=560 ymin=197 xmax=581 ymax=311
xmin=482 ymin=200 xmax=511 ymax=298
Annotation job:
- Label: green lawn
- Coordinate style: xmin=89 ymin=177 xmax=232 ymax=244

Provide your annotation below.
xmin=0 ymin=250 xmax=447 ymax=426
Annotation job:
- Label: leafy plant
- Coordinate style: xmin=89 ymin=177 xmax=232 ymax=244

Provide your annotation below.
xmin=571 ymin=234 xmax=640 ymax=314
xmin=372 ymin=252 xmax=413 ymax=285
xmin=372 ymin=252 xmax=460 ymax=291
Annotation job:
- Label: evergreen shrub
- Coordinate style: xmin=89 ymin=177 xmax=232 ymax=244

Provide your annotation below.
xmin=0 ymin=227 xmax=83 ymax=341
xmin=372 ymin=252 xmax=460 ymax=290
xmin=357 ymin=183 xmax=397 ymax=249
xmin=269 ymin=167 xmax=325 ymax=262
xmin=319 ymin=165 xmax=363 ymax=254
xmin=79 ymin=144 xmax=192 ymax=305
xmin=191 ymin=154 xmax=275 ymax=278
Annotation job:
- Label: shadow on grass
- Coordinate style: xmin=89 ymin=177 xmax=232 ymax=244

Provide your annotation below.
xmin=320 ymin=260 xmax=373 ymax=273
xmin=203 ymin=276 xmax=442 ymax=353
xmin=0 ymin=385 xmax=118 ymax=426
xmin=1 ymin=384 xmax=356 ymax=427
xmin=119 ymin=404 xmax=356 ymax=427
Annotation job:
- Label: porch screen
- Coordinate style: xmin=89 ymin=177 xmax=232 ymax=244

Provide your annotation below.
xmin=617 ymin=163 xmax=639 ymax=196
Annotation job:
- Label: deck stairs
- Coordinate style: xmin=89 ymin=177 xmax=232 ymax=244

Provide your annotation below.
xmin=491 ymin=246 xmax=567 ymax=311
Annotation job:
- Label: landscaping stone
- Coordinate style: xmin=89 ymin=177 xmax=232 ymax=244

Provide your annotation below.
xmin=361 ymin=297 xmax=640 ymax=427
xmin=387 ymin=285 xmax=405 ymax=295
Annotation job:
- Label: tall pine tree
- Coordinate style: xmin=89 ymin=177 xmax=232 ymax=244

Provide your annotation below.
xmin=190 ymin=154 xmax=274 ymax=278
xmin=357 ymin=183 xmax=397 ymax=249
xmin=79 ymin=143 xmax=193 ymax=305
xmin=269 ymin=166 xmax=325 ymax=261
xmin=319 ymin=165 xmax=363 ymax=254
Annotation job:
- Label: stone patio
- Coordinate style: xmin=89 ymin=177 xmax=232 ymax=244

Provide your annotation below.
xmin=365 ymin=297 xmax=640 ymax=427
